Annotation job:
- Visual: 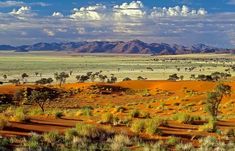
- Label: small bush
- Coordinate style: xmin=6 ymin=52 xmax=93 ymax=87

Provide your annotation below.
xmin=114 ymin=106 xmax=126 ymax=113
xmin=143 ymin=141 xmax=167 ymax=151
xmin=167 ymin=136 xmax=180 ymax=145
xmin=130 ymin=109 xmax=140 ymax=118
xmin=13 ymin=107 xmax=28 ymax=122
xmin=145 ymin=119 xmax=161 ymax=135
xmin=140 ymin=111 xmax=150 ymax=118
xmin=198 ymin=136 xmax=218 ymax=150
xmin=76 ymin=123 xmax=103 ymax=138
xmin=173 ymin=113 xmax=201 ymax=124
xmin=0 ymin=137 xmax=10 ymax=150
xmin=0 ymin=116 xmax=9 ymax=130
xmin=82 ymin=109 xmax=92 ymax=116
xmin=131 ymin=120 xmax=145 ymax=133
xmin=101 ymin=113 xmax=113 ymax=124
xmin=24 ymin=133 xmax=42 ymax=150
xmin=153 ymin=117 xmax=168 ymax=127
xmin=224 ymin=128 xmax=235 ymax=137
xmin=110 ymin=134 xmax=131 ymax=151
xmin=198 ymin=119 xmax=216 ymax=132
xmin=65 ymin=128 xmax=78 ymax=140
xmin=54 ymin=111 xmax=63 ymax=119
xmin=43 ymin=131 xmax=60 ymax=144
xmin=28 ymin=108 xmax=43 ymax=116
xmin=175 ymin=143 xmax=195 ymax=151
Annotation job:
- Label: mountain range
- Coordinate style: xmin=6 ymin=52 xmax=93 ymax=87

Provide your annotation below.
xmin=0 ymin=40 xmax=233 ymax=55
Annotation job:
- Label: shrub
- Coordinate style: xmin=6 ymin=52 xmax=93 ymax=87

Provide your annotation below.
xmin=28 ymin=107 xmax=44 ymax=116
xmin=224 ymin=128 xmax=235 ymax=137
xmin=65 ymin=128 xmax=78 ymax=140
xmin=13 ymin=107 xmax=28 ymax=122
xmin=0 ymin=116 xmax=9 ymax=130
xmin=101 ymin=113 xmax=113 ymax=124
xmin=78 ymin=108 xmax=93 ymax=116
xmin=114 ymin=106 xmax=126 ymax=113
xmin=131 ymin=120 xmax=145 ymax=133
xmin=54 ymin=111 xmax=63 ymax=119
xmin=140 ymin=111 xmax=150 ymax=118
xmin=173 ymin=113 xmax=201 ymax=124
xmin=198 ymin=119 xmax=216 ymax=132
xmin=75 ymin=123 xmax=103 ymax=138
xmin=153 ymin=117 xmax=168 ymax=127
xmin=43 ymin=131 xmax=60 ymax=144
xmin=24 ymin=133 xmax=42 ymax=150
xmin=110 ymin=134 xmax=131 ymax=151
xmin=198 ymin=136 xmax=218 ymax=150
xmin=130 ymin=109 xmax=140 ymax=118
xmin=0 ymin=137 xmax=10 ymax=151
xmin=145 ymin=119 xmax=161 ymax=135
xmin=167 ymin=136 xmax=180 ymax=145
xmin=175 ymin=143 xmax=195 ymax=151
xmin=173 ymin=113 xmax=191 ymax=124
xmin=143 ymin=141 xmax=167 ymax=151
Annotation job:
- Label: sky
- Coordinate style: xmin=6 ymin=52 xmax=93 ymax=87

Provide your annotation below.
xmin=0 ymin=0 xmax=235 ymax=48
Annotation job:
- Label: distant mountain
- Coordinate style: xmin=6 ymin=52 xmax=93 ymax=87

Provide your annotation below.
xmin=0 ymin=45 xmax=16 ymax=50
xmin=0 ymin=40 xmax=232 ymax=55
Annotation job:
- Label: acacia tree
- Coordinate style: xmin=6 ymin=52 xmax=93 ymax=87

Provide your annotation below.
xmin=35 ymin=78 xmax=53 ymax=85
xmin=28 ymin=90 xmax=49 ymax=112
xmin=3 ymin=75 xmax=7 ymax=81
xmin=54 ymin=72 xmax=69 ymax=87
xmin=206 ymin=84 xmax=231 ymax=121
xmin=21 ymin=73 xmax=29 ymax=83
xmin=9 ymin=79 xmax=20 ymax=85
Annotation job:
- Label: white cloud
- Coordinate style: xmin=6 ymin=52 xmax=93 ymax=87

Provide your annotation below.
xmin=31 ymin=2 xmax=49 ymax=7
xmin=0 ymin=1 xmax=24 ymax=7
xmin=70 ymin=4 xmax=106 ymax=21
xmin=2 ymin=1 xmax=234 ymax=48
xmin=43 ymin=29 xmax=55 ymax=36
xmin=150 ymin=5 xmax=207 ymax=17
xmin=9 ymin=6 xmax=35 ymax=19
xmin=52 ymin=12 xmax=64 ymax=17
xmin=113 ymin=1 xmax=145 ymax=19
xmin=77 ymin=28 xmax=86 ymax=34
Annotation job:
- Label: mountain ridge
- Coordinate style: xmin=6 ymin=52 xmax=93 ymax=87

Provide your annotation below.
xmin=0 ymin=40 xmax=233 ymax=55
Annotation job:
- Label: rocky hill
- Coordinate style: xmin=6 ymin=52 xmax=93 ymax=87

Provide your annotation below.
xmin=0 ymin=40 xmax=232 ymax=55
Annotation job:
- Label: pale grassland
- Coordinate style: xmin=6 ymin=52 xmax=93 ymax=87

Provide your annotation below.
xmin=0 ymin=51 xmax=234 ymax=83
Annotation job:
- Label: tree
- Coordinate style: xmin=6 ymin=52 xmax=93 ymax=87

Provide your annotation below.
xmin=35 ymin=72 xmax=39 ymax=77
xmin=190 ymin=74 xmax=195 ymax=80
xmin=35 ymin=78 xmax=53 ymax=85
xmin=9 ymin=79 xmax=20 ymax=85
xmin=206 ymin=84 xmax=231 ymax=121
xmin=168 ymin=74 xmax=179 ymax=81
xmin=76 ymin=75 xmax=89 ymax=83
xmin=179 ymin=75 xmax=184 ymax=81
xmin=27 ymin=90 xmax=49 ymax=112
xmin=3 ymin=75 xmax=7 ymax=81
xmin=89 ymin=74 xmax=96 ymax=82
xmin=21 ymin=73 xmax=29 ymax=83
xmin=108 ymin=75 xmax=117 ymax=83
xmin=137 ymin=76 xmax=146 ymax=80
xmin=123 ymin=77 xmax=132 ymax=81
xmin=99 ymin=75 xmax=107 ymax=82
xmin=54 ymin=72 xmax=69 ymax=87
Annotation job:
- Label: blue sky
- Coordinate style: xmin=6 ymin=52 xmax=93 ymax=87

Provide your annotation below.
xmin=0 ymin=0 xmax=235 ymax=48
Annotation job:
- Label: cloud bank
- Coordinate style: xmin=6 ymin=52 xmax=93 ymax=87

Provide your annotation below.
xmin=0 ymin=1 xmax=234 ymax=48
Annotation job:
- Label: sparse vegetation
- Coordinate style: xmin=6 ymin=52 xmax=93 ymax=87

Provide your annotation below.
xmin=1 ymin=54 xmax=235 ymax=150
